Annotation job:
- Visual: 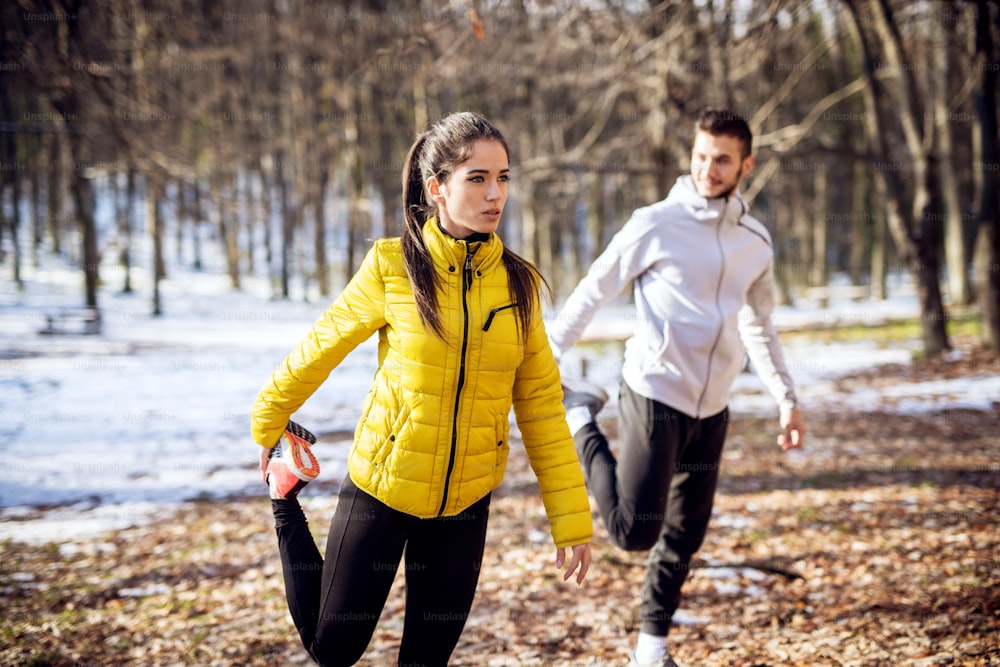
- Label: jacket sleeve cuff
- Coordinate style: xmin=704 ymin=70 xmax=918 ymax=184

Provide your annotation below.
xmin=779 ymin=396 xmax=799 ymax=418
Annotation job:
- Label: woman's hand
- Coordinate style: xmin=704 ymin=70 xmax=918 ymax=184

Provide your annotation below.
xmin=555 ymin=543 xmax=591 ymax=585
xmin=259 ymin=446 xmax=271 ymax=482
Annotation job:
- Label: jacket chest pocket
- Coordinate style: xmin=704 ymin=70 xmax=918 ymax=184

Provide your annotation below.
xmin=483 ymin=303 xmax=517 ymax=335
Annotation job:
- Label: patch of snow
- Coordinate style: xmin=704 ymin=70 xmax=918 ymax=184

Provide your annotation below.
xmin=0 ymin=258 xmax=993 ymax=544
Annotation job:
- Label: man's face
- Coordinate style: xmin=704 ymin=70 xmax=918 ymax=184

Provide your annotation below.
xmin=690 ymin=130 xmax=755 ymax=199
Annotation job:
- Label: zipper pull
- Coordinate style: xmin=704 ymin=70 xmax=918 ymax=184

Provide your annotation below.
xmin=464 ymin=248 xmax=475 ymax=291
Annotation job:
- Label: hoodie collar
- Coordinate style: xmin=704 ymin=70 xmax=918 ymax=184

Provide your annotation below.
xmin=666 ymin=175 xmax=747 ymax=224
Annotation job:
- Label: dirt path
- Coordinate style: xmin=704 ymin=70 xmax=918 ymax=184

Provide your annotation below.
xmin=2 ymin=353 xmax=997 ymax=666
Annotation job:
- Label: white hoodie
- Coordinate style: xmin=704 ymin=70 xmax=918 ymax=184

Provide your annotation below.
xmin=549 ymin=175 xmax=798 ymax=419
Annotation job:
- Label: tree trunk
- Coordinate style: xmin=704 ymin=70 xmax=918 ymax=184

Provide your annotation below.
xmin=148 ymin=179 xmax=164 ymax=316
xmin=973 ymin=0 xmax=1000 ymax=349
xmin=314 ymin=167 xmax=330 ymax=297
xmin=47 ymin=138 xmax=63 ymax=256
xmin=119 ymin=168 xmax=134 ymax=293
xmin=154 ymin=181 xmax=167 ymax=284
xmin=68 ymin=130 xmax=99 ymax=310
xmin=192 ymin=178 xmax=204 ymax=272
xmin=9 ymin=180 xmax=22 ymax=287
xmin=520 ymin=179 xmax=539 ymax=267
xmin=870 ymin=199 xmax=888 ymax=301
xmin=242 ymin=173 xmax=255 ymax=276
xmin=279 ymin=155 xmax=293 ymax=299
xmin=773 ymin=179 xmax=795 ymax=306
xmin=0 ymin=186 xmax=8 ymax=277
xmin=214 ymin=171 xmax=240 ymax=290
xmin=843 ymin=0 xmax=949 ymax=354
xmin=848 ymin=160 xmax=866 ymax=286
xmin=30 ymin=142 xmax=43 ymax=268
xmin=934 ymin=11 xmax=972 ymax=305
xmin=810 ymin=167 xmax=828 ymax=290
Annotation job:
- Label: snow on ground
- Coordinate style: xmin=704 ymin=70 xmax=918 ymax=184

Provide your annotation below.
xmin=1 ymin=260 xmax=996 ymax=543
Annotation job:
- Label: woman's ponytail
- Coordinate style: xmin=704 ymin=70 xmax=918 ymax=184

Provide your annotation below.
xmin=401 ymin=131 xmax=445 ymax=337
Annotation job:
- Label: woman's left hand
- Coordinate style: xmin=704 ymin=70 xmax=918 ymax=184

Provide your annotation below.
xmin=555 ymin=543 xmax=591 ymax=585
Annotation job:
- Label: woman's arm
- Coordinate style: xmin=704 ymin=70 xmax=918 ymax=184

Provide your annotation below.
xmin=251 ymin=244 xmax=388 ymax=448
xmin=511 ymin=299 xmax=594 ymax=550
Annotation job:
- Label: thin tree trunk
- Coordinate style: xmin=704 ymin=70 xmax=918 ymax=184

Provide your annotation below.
xmin=122 ymin=168 xmax=135 ymax=293
xmin=973 ymin=0 xmax=1000 ymax=349
xmin=0 ymin=184 xmax=7 ymax=267
xmin=871 ymin=200 xmax=888 ymax=301
xmin=242 ymin=172 xmax=255 ymax=276
xmin=30 ymin=143 xmax=42 ymax=268
xmin=773 ymin=179 xmax=795 ymax=306
xmin=848 ymin=160 xmax=866 ymax=286
xmin=214 ymin=171 xmax=240 ymax=290
xmin=934 ymin=12 xmax=972 ymax=305
xmin=279 ymin=154 xmax=293 ymax=299
xmin=314 ymin=167 xmax=329 ymax=297
xmin=810 ymin=167 xmax=828 ymax=292
xmin=192 ymin=178 xmax=203 ymax=272
xmin=10 ymin=181 xmax=22 ymax=287
xmin=68 ymin=130 xmax=99 ymax=309
xmin=47 ymin=138 xmax=63 ymax=255
xmin=148 ymin=179 xmax=164 ymax=316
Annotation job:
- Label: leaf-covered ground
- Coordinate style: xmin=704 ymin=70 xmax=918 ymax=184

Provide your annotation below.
xmin=2 ymin=348 xmax=997 ymax=666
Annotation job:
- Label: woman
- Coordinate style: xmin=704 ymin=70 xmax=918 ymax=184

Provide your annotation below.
xmin=251 ymin=111 xmax=593 ymax=667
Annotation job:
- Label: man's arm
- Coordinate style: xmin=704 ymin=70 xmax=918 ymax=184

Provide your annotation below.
xmin=548 ymin=211 xmax=657 ymax=358
xmin=738 ymin=263 xmax=806 ymax=449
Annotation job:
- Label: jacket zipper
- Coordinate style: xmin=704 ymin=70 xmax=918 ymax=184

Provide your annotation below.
xmin=695 ymin=201 xmax=728 ymax=417
xmin=439 ymin=245 xmax=476 ymax=515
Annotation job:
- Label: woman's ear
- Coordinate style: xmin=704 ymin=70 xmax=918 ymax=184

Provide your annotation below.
xmin=426 ymin=175 xmax=446 ymax=204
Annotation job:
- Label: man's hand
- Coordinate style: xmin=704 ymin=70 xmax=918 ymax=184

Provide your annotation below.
xmin=555 ymin=543 xmax=592 ymax=585
xmin=778 ymin=408 xmax=806 ymax=450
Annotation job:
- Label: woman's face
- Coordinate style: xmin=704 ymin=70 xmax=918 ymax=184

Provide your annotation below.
xmin=427 ymin=139 xmax=509 ymax=239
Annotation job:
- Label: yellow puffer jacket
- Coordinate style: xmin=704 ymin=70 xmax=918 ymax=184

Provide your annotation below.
xmin=252 ymin=219 xmax=592 ymax=548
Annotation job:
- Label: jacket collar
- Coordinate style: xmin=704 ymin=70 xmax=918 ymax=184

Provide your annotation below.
xmin=422 ymin=217 xmax=505 ymax=273
xmin=666 ymin=175 xmax=748 ymax=224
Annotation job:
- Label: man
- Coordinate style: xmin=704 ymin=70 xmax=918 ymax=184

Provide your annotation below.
xmin=549 ymin=108 xmax=806 ymax=667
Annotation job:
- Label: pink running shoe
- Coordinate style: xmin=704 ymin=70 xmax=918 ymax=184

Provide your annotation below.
xmin=265 ymin=421 xmax=320 ymax=499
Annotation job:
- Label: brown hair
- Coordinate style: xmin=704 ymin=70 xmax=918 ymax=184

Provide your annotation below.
xmin=401 ymin=112 xmax=547 ymax=343
xmin=695 ymin=107 xmax=753 ymax=157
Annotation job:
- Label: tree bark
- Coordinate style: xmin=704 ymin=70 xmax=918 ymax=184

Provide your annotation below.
xmin=314 ymin=167 xmax=330 ymax=297
xmin=843 ymin=0 xmax=949 ymax=354
xmin=47 ymin=138 xmax=63 ymax=256
xmin=973 ymin=0 xmax=1000 ymax=349
xmin=119 ymin=167 xmax=135 ymax=293
xmin=67 ymin=129 xmax=100 ymax=310
xmin=148 ymin=179 xmax=164 ymax=316
xmin=810 ymin=166 xmax=828 ymax=290
xmin=934 ymin=11 xmax=972 ymax=305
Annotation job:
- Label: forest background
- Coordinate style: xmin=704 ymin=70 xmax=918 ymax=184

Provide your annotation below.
xmin=2 ymin=0 xmax=999 ymax=357
xmin=2 ymin=2 xmax=1000 ymax=665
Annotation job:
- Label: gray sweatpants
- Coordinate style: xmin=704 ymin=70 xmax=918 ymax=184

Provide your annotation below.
xmin=574 ymin=379 xmax=728 ymax=637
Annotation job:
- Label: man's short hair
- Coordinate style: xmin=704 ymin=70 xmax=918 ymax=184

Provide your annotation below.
xmin=695 ymin=108 xmax=753 ymax=157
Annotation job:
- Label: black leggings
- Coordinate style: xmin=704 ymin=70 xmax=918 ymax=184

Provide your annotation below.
xmin=272 ymin=476 xmax=491 ymax=667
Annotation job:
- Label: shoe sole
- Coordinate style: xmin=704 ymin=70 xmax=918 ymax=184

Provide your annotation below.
xmin=282 ymin=428 xmax=320 ymax=481
xmin=561 ymin=376 xmax=609 ymax=404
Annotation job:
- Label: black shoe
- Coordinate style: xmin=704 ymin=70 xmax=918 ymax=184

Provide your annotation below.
xmin=561 ymin=376 xmax=609 ymax=418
